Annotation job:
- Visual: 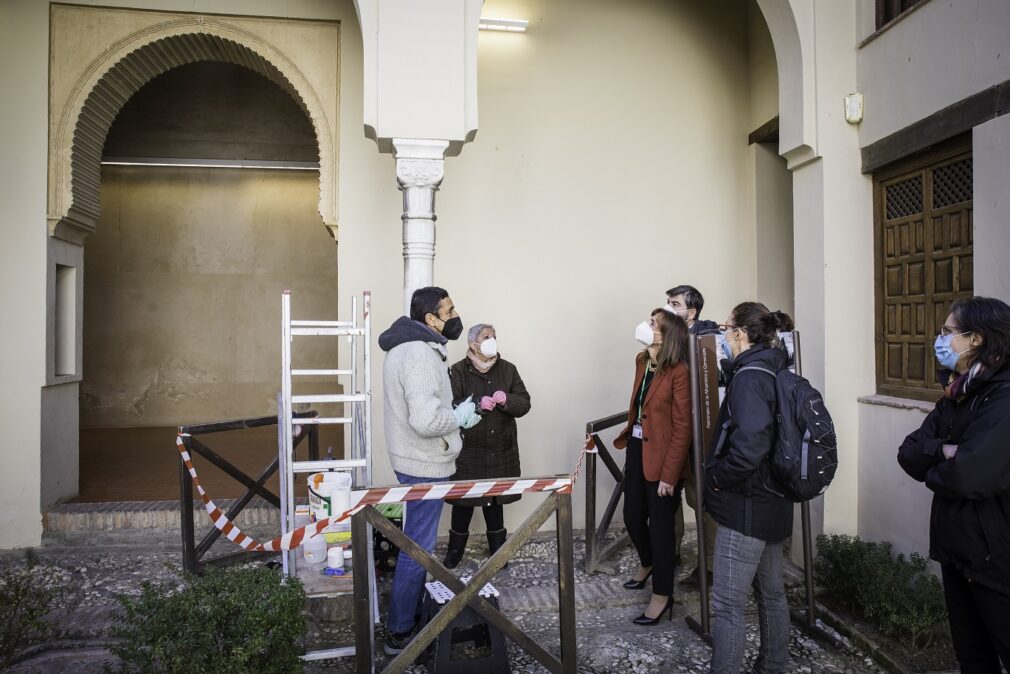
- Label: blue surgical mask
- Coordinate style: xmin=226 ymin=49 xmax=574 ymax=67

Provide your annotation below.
xmin=720 ymin=337 xmax=733 ymax=361
xmin=934 ymin=332 xmax=970 ymax=371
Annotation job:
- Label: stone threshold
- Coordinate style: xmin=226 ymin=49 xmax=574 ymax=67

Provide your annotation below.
xmin=44 ymin=498 xmax=279 ymax=533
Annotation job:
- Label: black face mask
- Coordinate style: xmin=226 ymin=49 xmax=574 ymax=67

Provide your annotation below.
xmin=441 ymin=316 xmax=464 ymax=341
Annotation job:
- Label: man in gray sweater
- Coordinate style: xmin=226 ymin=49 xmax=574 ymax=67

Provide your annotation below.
xmin=378 ymin=286 xmax=480 ymax=655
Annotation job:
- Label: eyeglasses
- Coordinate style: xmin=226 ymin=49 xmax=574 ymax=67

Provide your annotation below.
xmin=939 ymin=324 xmax=972 ymax=338
xmin=718 ymin=324 xmax=741 ymax=334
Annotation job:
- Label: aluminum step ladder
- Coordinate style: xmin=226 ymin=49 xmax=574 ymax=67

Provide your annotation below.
xmin=277 ymin=289 xmax=377 ymax=663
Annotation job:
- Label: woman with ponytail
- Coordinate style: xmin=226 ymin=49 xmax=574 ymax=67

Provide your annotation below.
xmin=705 ymin=301 xmax=794 ymax=674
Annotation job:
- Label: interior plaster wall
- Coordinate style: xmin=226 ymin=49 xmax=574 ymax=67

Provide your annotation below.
xmin=82 ymin=166 xmax=338 ymax=428
xmin=856 ymin=0 xmax=1010 ymax=147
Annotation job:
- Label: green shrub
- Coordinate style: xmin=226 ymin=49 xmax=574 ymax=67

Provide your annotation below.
xmin=815 ymin=534 xmax=948 ymax=650
xmin=110 ymin=565 xmax=306 ymax=673
xmin=0 ymin=561 xmax=79 ymax=669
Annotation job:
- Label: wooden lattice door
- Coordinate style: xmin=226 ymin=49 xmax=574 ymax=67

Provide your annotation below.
xmin=874 ymin=142 xmax=973 ymax=400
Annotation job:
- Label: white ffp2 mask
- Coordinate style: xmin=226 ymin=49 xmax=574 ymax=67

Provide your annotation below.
xmin=634 ymin=321 xmax=655 ymax=346
xmin=479 ymin=337 xmax=498 ymax=358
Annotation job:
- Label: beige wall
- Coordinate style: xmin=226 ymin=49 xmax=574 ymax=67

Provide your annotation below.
xmin=0 ymin=0 xmax=363 ymax=548
xmin=341 ymin=0 xmax=763 ymax=531
xmin=752 ymin=145 xmax=794 ymax=317
xmin=857 ymin=399 xmax=932 ymax=556
xmin=748 ymin=0 xmax=779 ymax=132
xmin=785 ymin=0 xmax=873 ymax=539
xmin=82 ymin=166 xmax=338 ymax=427
xmin=0 ymin=0 xmax=48 ymax=547
xmin=857 ymin=0 xmax=1010 ymax=146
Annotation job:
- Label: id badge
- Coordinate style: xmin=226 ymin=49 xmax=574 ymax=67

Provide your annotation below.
xmin=631 ymin=424 xmax=643 ymax=439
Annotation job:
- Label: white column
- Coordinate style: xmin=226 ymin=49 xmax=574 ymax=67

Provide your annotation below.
xmin=394 ymin=138 xmax=450 ymax=314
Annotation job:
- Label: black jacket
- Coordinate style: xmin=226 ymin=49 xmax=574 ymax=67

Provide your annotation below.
xmin=897 ymin=363 xmax=1010 ymax=595
xmin=448 ymin=356 xmax=531 ymax=506
xmin=690 ymin=319 xmax=720 ymax=336
xmin=704 ymin=344 xmax=793 ymax=542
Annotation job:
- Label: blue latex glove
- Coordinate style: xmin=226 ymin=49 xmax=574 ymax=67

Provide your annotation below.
xmin=453 ymin=395 xmax=481 ymax=429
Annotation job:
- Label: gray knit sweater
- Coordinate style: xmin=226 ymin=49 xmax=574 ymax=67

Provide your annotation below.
xmin=379 ymin=317 xmax=462 ymax=478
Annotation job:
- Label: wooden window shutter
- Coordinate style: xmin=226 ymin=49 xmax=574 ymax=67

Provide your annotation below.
xmin=874 ymin=140 xmax=973 ymax=400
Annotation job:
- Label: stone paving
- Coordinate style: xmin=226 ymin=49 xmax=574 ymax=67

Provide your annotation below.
xmin=2 ymin=527 xmax=887 ymax=673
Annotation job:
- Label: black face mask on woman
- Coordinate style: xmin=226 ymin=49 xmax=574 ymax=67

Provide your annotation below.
xmin=440 ymin=316 xmax=464 ymax=340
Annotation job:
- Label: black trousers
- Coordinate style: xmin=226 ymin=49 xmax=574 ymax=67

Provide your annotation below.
xmin=941 ymin=563 xmax=1010 ymax=674
xmin=450 ymin=502 xmax=505 ymax=533
xmin=623 ymin=437 xmax=682 ymax=596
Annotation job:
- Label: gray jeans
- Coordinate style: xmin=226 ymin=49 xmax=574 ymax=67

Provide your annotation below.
xmin=709 ymin=526 xmax=790 ymax=674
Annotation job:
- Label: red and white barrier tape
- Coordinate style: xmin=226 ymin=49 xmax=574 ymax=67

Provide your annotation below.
xmin=178 ymin=433 xmax=586 ymax=552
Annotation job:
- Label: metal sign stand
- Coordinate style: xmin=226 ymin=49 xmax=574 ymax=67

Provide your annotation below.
xmin=278 ymin=290 xmax=378 ymax=662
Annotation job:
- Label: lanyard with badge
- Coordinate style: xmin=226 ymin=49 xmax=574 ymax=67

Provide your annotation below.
xmin=633 ymin=362 xmax=654 ymax=438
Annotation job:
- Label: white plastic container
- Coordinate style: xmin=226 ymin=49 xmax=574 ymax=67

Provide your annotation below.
xmin=308 ymin=471 xmax=353 ymax=525
xmin=326 ymin=546 xmax=345 ymax=569
xmin=302 ymin=532 xmax=327 ymax=564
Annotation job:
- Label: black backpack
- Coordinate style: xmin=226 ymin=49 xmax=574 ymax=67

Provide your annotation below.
xmin=738 ymin=365 xmax=838 ymax=502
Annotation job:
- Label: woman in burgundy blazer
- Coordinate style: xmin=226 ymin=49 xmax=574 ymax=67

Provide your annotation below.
xmin=614 ymin=307 xmax=692 ymax=625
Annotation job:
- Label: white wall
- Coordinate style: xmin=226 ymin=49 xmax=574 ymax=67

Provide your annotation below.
xmin=973 ymin=114 xmax=1010 ymax=301
xmin=753 ymin=144 xmax=794 ymax=316
xmin=792 ymin=0 xmax=874 ymax=537
xmin=341 ymin=0 xmax=759 ymax=531
xmin=857 ymin=399 xmax=932 ymax=556
xmin=0 ymin=1 xmax=49 ymax=548
xmin=857 ymin=0 xmax=1010 ymax=146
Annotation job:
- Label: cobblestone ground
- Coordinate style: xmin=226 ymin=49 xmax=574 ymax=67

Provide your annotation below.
xmin=2 ymin=528 xmax=885 ymax=674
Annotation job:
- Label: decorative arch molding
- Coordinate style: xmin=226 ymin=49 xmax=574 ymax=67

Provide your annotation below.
xmin=756 ymin=0 xmax=819 ymax=169
xmin=48 ymin=17 xmax=337 ymax=244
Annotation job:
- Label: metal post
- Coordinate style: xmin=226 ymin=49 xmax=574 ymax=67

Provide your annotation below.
xmin=280 ymin=291 xmax=294 ymax=576
xmin=179 ymin=434 xmax=196 ymax=574
xmin=277 ymin=393 xmax=290 ymax=576
xmin=584 ymin=430 xmax=598 ymax=574
xmin=788 ymin=331 xmax=842 ymax=648
xmin=556 ymin=491 xmax=578 ymax=674
xmin=685 ymin=335 xmax=712 ymax=642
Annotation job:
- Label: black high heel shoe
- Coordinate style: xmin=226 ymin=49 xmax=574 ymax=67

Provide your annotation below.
xmin=622 ymin=569 xmax=653 ymax=590
xmin=632 ymin=596 xmax=674 ymax=625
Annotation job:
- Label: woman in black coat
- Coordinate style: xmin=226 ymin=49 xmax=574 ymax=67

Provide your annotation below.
xmin=443 ymin=323 xmax=531 ymax=568
xmin=898 ymin=296 xmax=1010 ymax=673
xmin=705 ymin=302 xmax=794 ymax=674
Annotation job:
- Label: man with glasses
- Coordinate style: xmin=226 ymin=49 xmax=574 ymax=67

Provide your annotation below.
xmin=666 ymin=285 xmax=719 ymax=590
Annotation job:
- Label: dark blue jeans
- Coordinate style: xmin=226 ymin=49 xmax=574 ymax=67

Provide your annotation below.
xmin=386 ymin=471 xmax=445 ymax=634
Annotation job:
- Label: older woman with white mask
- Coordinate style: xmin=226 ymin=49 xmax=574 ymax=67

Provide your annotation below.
xmin=443 ymin=323 xmax=531 ymax=569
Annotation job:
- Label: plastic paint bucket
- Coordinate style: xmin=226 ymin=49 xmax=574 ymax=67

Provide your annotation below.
xmin=326 ymin=546 xmax=345 ymax=568
xmin=302 ymin=532 xmax=326 ymax=564
xmin=308 ymin=472 xmax=353 ymax=529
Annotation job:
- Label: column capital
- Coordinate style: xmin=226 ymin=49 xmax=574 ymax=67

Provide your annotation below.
xmin=394 ymin=138 xmax=450 ymax=188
